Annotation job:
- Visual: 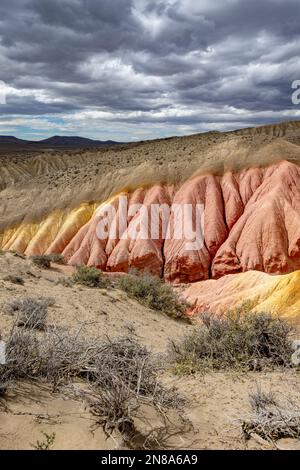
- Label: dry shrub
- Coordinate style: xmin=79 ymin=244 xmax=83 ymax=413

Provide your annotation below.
xmin=47 ymin=254 xmax=65 ymax=265
xmin=0 ymin=329 xmax=42 ymax=400
xmin=71 ymin=266 xmax=109 ymax=288
xmin=0 ymin=369 xmax=10 ymax=398
xmin=30 ymin=255 xmax=51 ymax=269
xmin=4 ymin=329 xmax=41 ymax=379
xmin=86 ymin=337 xmax=184 ymax=444
xmin=56 ymin=277 xmax=73 ymax=287
xmin=31 ymin=253 xmax=65 ymax=267
xmin=1 ymin=327 xmax=183 ymax=445
xmin=5 ymin=296 xmax=53 ymax=330
xmin=3 ymin=274 xmax=24 ymax=285
xmin=170 ymin=310 xmax=294 ymax=373
xmin=39 ymin=330 xmax=95 ymax=386
xmin=242 ymin=387 xmax=300 ymax=442
xmin=0 ymin=328 xmax=85 ymax=386
xmin=90 ymin=337 xmax=182 ymax=406
xmin=117 ymin=272 xmax=188 ymax=321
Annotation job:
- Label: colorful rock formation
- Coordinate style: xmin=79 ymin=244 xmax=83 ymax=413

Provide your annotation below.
xmin=2 ymin=160 xmax=300 ymax=285
xmin=183 ymin=269 xmax=300 ymax=321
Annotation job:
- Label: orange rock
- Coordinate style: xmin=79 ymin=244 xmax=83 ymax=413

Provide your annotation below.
xmin=164 ymin=174 xmax=227 ymax=282
xmin=212 ymin=161 xmax=300 ymax=278
xmin=3 ymin=160 xmax=300 ymax=285
xmin=107 ymin=184 xmax=174 ymax=275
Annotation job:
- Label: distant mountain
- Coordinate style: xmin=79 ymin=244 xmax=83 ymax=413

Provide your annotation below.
xmin=38 ymin=135 xmax=119 ymax=147
xmin=0 ymin=135 xmax=121 ymax=150
xmin=0 ymin=135 xmax=29 ymax=144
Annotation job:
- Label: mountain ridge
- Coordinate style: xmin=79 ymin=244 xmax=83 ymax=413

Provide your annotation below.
xmin=0 ymin=134 xmax=121 ymax=149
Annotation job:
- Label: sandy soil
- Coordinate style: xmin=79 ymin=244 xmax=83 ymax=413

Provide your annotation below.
xmin=0 ymin=253 xmax=192 ymax=350
xmin=0 ymin=382 xmax=113 ymax=450
xmin=1 ymin=252 xmax=300 ymax=450
xmin=2 ymin=370 xmax=300 ymax=450
xmin=168 ymin=370 xmax=300 ymax=450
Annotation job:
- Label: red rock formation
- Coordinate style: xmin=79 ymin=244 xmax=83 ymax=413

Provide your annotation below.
xmin=212 ymin=161 xmax=300 ymax=278
xmin=3 ymin=160 xmax=300 ymax=284
xmin=107 ymin=185 xmax=174 ymax=276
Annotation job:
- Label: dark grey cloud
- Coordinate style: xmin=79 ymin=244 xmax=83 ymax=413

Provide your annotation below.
xmin=0 ymin=0 xmax=300 ymax=140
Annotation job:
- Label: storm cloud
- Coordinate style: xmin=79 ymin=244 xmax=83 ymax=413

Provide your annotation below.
xmin=0 ymin=0 xmax=300 ymax=140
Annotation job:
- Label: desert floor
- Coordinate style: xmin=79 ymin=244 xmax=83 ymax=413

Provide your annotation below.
xmin=1 ymin=251 xmax=300 ymax=450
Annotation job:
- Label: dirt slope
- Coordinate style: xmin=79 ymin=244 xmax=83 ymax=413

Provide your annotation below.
xmin=1 ymin=252 xmax=300 ymax=450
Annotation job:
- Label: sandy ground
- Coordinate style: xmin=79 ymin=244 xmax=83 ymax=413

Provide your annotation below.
xmin=0 ymin=382 xmax=113 ymax=450
xmin=167 ymin=370 xmax=300 ymax=450
xmin=1 ymin=251 xmax=300 ymax=450
xmin=0 ymin=253 xmax=192 ymax=350
xmin=2 ymin=371 xmax=300 ymax=450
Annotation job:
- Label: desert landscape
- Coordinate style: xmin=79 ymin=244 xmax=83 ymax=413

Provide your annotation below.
xmin=1 ymin=0 xmax=300 ymax=456
xmin=1 ymin=121 xmax=300 ymax=450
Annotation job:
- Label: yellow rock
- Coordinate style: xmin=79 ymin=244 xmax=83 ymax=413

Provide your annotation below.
xmin=0 ymin=202 xmax=97 ymax=256
xmin=184 ymin=270 xmax=300 ymax=320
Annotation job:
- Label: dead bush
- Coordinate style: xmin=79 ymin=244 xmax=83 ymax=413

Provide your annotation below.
xmin=0 ymin=381 xmax=9 ymax=399
xmin=90 ymin=337 xmax=182 ymax=408
xmin=117 ymin=272 xmax=188 ymax=321
xmin=170 ymin=310 xmax=294 ymax=373
xmin=5 ymin=296 xmax=53 ymax=330
xmin=85 ymin=337 xmax=184 ymax=441
xmin=0 ymin=329 xmax=41 ymax=387
xmin=242 ymin=387 xmax=300 ymax=442
xmin=0 ymin=327 xmax=85 ymax=386
xmin=71 ymin=266 xmax=109 ymax=288
xmin=0 ymin=367 xmax=11 ymax=399
xmin=1 ymin=327 xmax=183 ymax=446
xmin=89 ymin=377 xmax=138 ymax=437
xmin=249 ymin=385 xmax=277 ymax=412
xmin=39 ymin=330 xmax=95 ymax=386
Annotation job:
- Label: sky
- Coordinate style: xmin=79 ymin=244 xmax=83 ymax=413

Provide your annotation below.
xmin=0 ymin=0 xmax=300 ymax=142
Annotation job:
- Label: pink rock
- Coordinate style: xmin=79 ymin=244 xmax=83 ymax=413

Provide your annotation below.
xmin=8 ymin=159 xmax=300 ymax=285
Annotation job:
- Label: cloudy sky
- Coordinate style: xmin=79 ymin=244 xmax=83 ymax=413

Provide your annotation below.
xmin=0 ymin=0 xmax=300 ymax=141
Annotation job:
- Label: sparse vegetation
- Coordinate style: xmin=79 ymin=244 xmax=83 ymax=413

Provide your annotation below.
xmin=32 ymin=432 xmax=56 ymax=450
xmin=30 ymin=253 xmax=64 ymax=268
xmin=83 ymin=336 xmax=184 ymax=446
xmin=56 ymin=276 xmax=73 ymax=287
xmin=242 ymin=387 xmax=300 ymax=443
xmin=47 ymin=254 xmax=65 ymax=265
xmin=71 ymin=265 xmax=109 ymax=288
xmin=3 ymin=274 xmax=24 ymax=285
xmin=5 ymin=296 xmax=54 ymax=330
xmin=117 ymin=272 xmax=188 ymax=320
xmin=170 ymin=310 xmax=294 ymax=374
xmin=8 ymin=251 xmax=26 ymax=259
xmin=30 ymin=255 xmax=51 ymax=269
xmin=0 ymin=326 xmax=183 ymax=447
xmin=0 ymin=377 xmax=10 ymax=398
